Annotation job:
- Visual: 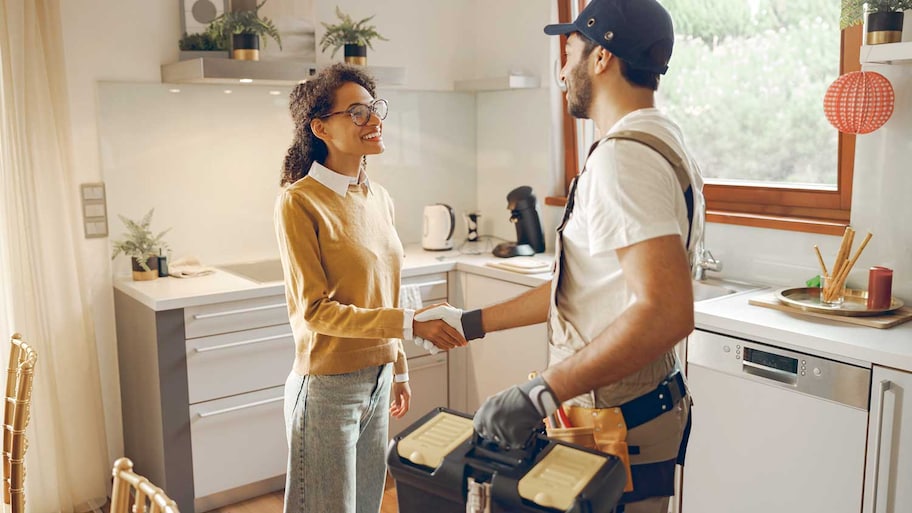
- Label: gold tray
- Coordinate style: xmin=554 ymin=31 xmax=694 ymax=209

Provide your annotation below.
xmin=776 ymin=287 xmax=904 ymax=317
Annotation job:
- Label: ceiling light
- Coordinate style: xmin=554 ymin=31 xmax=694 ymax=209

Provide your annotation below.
xmin=168 ymin=88 xmax=181 ymax=93
xmin=239 ymin=78 xmax=253 ymax=84
xmin=269 ymin=90 xmax=281 ymax=96
xmin=224 ymin=89 xmax=233 ymax=94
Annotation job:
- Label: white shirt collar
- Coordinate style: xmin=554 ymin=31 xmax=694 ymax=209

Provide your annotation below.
xmin=307 ymin=161 xmax=372 ymax=197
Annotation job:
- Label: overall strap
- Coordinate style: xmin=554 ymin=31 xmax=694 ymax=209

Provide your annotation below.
xmin=588 ymin=130 xmax=696 ymax=248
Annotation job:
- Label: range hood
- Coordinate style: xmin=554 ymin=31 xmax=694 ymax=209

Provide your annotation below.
xmin=161 ymin=58 xmax=317 ymax=86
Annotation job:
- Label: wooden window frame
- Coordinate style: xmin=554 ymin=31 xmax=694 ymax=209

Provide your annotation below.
xmin=545 ymin=0 xmax=861 ymax=236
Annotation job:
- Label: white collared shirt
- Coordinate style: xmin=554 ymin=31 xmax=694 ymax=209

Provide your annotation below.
xmin=307 ymin=161 xmax=372 ymax=197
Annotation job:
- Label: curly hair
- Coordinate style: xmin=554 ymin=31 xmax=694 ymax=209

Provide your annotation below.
xmin=281 ymin=63 xmax=377 ymax=186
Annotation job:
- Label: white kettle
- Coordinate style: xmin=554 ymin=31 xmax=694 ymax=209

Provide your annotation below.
xmin=422 ymin=204 xmax=455 ymax=251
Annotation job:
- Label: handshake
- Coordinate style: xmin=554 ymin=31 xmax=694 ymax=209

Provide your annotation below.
xmin=410 ymin=304 xmax=485 ymax=353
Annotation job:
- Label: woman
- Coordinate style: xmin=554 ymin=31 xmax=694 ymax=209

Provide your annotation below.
xmin=275 ymin=63 xmax=466 ymax=513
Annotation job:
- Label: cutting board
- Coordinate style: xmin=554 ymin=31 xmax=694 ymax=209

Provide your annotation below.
xmin=749 ymin=293 xmax=912 ymax=329
xmin=486 ymin=258 xmax=552 ymax=275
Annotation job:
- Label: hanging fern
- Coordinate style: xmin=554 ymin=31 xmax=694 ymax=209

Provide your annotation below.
xmin=319 ymin=6 xmax=388 ymax=58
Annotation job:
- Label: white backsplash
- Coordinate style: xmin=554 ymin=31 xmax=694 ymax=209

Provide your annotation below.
xmin=98 ymin=83 xmax=476 ymax=271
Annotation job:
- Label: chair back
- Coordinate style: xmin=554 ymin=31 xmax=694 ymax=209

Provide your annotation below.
xmin=3 ymin=333 xmax=37 ymax=513
xmin=111 ymin=457 xmax=180 ymax=513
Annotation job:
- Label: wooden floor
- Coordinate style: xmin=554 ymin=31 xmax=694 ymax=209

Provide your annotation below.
xmin=210 ymin=487 xmax=399 ymax=513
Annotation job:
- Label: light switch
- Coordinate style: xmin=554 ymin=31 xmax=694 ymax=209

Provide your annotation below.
xmin=81 ymin=182 xmax=108 ymax=239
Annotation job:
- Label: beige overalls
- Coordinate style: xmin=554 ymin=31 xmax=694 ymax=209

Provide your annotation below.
xmin=547 ymin=130 xmax=699 ymax=513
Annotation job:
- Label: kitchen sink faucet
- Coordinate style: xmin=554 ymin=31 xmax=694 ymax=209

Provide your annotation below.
xmin=693 ymin=244 xmax=723 ymax=281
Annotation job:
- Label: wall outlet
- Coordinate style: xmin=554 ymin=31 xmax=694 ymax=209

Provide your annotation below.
xmin=80 ymin=182 xmax=108 ymax=239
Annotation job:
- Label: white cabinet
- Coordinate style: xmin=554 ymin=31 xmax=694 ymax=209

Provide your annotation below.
xmin=863 ymin=366 xmax=912 ymax=513
xmin=453 ymin=273 xmax=548 ymax=412
xmin=114 ymin=291 xmax=293 ymax=513
xmin=388 ymin=352 xmax=449 ymax=439
xmin=390 ymin=272 xmax=450 ymax=436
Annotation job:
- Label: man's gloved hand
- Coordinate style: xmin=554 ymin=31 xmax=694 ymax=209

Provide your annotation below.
xmin=473 ymin=375 xmax=560 ymax=450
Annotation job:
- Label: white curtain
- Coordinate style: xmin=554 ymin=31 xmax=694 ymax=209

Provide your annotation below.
xmin=0 ymin=0 xmax=110 ymax=511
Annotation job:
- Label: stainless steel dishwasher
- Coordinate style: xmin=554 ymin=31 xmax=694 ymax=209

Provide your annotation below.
xmin=681 ymin=330 xmax=871 ymax=513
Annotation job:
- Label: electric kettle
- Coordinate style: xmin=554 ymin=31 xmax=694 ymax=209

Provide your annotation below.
xmin=422 ymin=204 xmax=455 ymax=251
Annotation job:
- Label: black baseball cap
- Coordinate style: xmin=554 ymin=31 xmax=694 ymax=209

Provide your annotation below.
xmin=544 ymin=0 xmax=674 ymax=75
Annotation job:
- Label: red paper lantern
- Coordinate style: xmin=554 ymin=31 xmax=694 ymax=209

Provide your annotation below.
xmin=823 ymin=71 xmax=895 ymax=135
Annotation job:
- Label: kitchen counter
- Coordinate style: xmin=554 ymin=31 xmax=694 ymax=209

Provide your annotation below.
xmin=113 ymin=245 xmax=912 ymax=372
xmin=113 ymin=245 xmax=552 ymax=311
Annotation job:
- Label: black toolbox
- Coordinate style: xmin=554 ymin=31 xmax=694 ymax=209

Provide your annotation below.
xmin=387 ymin=408 xmax=627 ymax=513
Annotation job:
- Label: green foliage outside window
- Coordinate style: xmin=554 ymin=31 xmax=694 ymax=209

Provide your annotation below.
xmin=660 ymin=0 xmax=840 ymax=185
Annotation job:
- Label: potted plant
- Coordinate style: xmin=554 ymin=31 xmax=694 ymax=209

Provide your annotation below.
xmin=841 ymin=0 xmax=911 ymax=44
xmin=178 ymin=31 xmax=229 ymax=60
xmin=206 ymin=0 xmax=282 ymax=61
xmin=319 ymin=6 xmax=388 ymax=65
xmin=111 ymin=209 xmax=171 ymax=281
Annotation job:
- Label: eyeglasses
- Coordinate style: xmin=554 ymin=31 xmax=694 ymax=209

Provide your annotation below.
xmin=319 ymin=99 xmax=388 ymax=127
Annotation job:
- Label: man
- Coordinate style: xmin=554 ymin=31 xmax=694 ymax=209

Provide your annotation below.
xmin=461 ymin=0 xmax=706 ymax=511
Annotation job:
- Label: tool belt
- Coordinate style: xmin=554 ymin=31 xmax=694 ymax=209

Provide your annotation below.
xmin=546 ymin=370 xmax=689 ymax=496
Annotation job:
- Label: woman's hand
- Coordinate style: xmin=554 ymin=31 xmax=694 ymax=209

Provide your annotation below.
xmin=390 ymin=381 xmax=411 ymax=419
xmin=414 ymin=319 xmax=467 ymax=350
xmin=414 ymin=302 xmax=467 ymax=350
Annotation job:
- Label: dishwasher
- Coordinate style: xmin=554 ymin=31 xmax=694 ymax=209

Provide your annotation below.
xmin=681 ymin=330 xmax=870 ymax=513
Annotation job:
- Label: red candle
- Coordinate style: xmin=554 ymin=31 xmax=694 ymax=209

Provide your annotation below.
xmin=867 ymin=266 xmax=893 ymax=310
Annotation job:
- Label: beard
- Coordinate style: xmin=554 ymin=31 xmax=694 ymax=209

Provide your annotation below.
xmin=566 ymin=59 xmax=593 ymax=119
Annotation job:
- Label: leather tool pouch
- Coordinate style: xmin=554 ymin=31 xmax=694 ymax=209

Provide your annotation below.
xmin=547 ymin=407 xmax=634 ymax=493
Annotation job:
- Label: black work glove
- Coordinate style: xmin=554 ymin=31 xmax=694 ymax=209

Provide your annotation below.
xmin=461 ymin=309 xmax=486 ymax=341
xmin=473 ymin=376 xmax=559 ymax=450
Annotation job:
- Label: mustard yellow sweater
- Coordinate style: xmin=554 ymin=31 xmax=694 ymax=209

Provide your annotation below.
xmin=274 ymin=174 xmax=407 ymax=376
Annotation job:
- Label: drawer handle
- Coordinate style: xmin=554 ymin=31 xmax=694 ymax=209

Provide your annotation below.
xmin=197 ymin=396 xmax=283 ymax=418
xmin=871 ymin=379 xmax=892 ymax=513
xmin=192 ymin=302 xmax=286 ymax=320
xmin=194 ymin=333 xmax=290 ymax=353
xmin=408 ymin=355 xmax=447 ymax=372
xmin=406 ymin=279 xmax=447 ymax=289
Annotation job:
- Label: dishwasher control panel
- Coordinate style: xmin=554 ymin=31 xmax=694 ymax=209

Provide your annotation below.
xmin=688 ymin=330 xmax=870 ymax=410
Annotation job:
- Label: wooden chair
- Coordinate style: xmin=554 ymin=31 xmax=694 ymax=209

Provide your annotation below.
xmin=111 ymin=457 xmax=180 ymax=513
xmin=2 ymin=333 xmax=37 ymax=513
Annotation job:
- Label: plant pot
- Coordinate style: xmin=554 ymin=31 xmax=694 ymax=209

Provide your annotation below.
xmin=866 ymin=11 xmax=903 ymax=45
xmin=344 ymin=43 xmax=367 ymax=65
xmin=232 ymin=33 xmax=260 ymax=60
xmin=131 ymin=257 xmax=159 ymax=281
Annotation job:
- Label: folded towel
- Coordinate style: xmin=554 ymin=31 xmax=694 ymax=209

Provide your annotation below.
xmin=169 ymin=256 xmax=216 ymax=279
xmin=399 ymin=284 xmax=440 ymax=354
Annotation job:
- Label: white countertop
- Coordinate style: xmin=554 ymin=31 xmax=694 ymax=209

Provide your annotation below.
xmin=114 ymin=245 xmax=912 ymax=372
xmin=696 ymin=289 xmax=912 ymax=371
xmin=113 ymin=245 xmax=552 ymax=311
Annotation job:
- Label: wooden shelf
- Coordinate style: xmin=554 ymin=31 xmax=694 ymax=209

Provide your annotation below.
xmin=161 ymin=58 xmax=406 ymax=87
xmin=860 ymin=41 xmax=912 ymax=65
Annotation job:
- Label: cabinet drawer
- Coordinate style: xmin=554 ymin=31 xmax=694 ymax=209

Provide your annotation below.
xmin=402 ymin=273 xmax=448 ymax=303
xmin=389 ymin=353 xmax=448 ymax=439
xmin=186 ymin=324 xmax=295 ymax=404
xmin=184 ymin=295 xmax=288 ymax=339
xmin=190 ymin=386 xmax=287 ymax=498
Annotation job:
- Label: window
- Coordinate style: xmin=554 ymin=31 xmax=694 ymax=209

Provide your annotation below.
xmin=547 ymin=0 xmax=860 ymax=236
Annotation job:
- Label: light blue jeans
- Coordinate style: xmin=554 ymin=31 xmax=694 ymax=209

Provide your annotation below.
xmin=283 ymin=364 xmax=392 ymax=513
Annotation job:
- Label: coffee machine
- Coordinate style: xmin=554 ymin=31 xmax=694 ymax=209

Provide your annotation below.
xmin=493 ymin=186 xmax=545 ymax=258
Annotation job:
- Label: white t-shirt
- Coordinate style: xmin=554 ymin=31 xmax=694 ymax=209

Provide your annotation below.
xmin=556 ymin=108 xmax=705 ymax=343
